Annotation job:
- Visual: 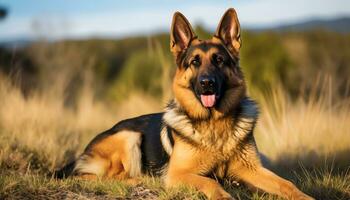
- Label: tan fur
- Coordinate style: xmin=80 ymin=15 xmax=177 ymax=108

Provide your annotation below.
xmin=74 ymin=131 xmax=142 ymax=181
xmin=172 ymin=67 xmax=210 ymax=119
xmin=227 ymin=159 xmax=312 ymax=200
xmin=163 ymin=8 xmax=314 ymax=200
xmin=165 ymin=134 xmax=313 ymax=200
xmin=68 ymin=8 xmax=314 ymax=200
xmin=163 ymin=100 xmax=258 ymax=161
xmin=165 ymin=136 xmax=232 ymax=199
xmin=163 ymin=100 xmax=259 ymax=199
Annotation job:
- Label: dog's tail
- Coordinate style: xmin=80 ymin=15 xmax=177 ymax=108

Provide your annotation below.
xmin=54 ymin=161 xmax=76 ymax=179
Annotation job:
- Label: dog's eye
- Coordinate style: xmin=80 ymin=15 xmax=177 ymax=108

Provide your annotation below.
xmin=191 ymin=60 xmax=199 ymax=66
xmin=213 ymin=54 xmax=224 ymax=64
xmin=217 ymin=57 xmax=224 ymax=64
xmin=190 ymin=57 xmax=200 ymax=66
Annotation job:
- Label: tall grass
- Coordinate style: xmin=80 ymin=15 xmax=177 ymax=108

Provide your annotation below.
xmin=0 ymin=74 xmax=161 ymax=174
xmin=254 ymin=80 xmax=350 ymax=169
xmin=0 ymin=46 xmax=349 ymax=199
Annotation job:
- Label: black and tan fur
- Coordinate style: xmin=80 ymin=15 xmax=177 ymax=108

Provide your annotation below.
xmin=56 ymin=8 xmax=314 ymax=200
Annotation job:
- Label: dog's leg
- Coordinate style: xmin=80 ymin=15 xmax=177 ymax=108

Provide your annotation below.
xmin=74 ymin=131 xmax=142 ymax=183
xmin=78 ymin=173 xmax=99 ymax=180
xmin=229 ymin=163 xmax=314 ymax=200
xmin=165 ymin=172 xmax=234 ymax=200
xmin=112 ymin=171 xmax=142 ymax=186
xmin=164 ymin=139 xmax=234 ymax=200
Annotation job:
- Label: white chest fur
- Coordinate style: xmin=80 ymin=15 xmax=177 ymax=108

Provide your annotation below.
xmin=162 ymin=97 xmax=259 ymax=159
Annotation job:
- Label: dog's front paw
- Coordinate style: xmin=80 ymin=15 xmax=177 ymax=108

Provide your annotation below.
xmin=292 ymin=191 xmax=315 ymax=200
xmin=211 ymin=190 xmax=235 ymax=200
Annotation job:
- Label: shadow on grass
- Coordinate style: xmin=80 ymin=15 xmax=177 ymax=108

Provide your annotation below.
xmin=261 ymin=148 xmax=350 ymax=200
xmin=310 ymin=184 xmax=350 ymax=200
xmin=268 ymin=148 xmax=350 ymax=175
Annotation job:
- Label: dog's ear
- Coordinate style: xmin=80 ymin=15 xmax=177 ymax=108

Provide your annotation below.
xmin=215 ymin=8 xmax=241 ymax=55
xmin=170 ymin=12 xmax=196 ymax=54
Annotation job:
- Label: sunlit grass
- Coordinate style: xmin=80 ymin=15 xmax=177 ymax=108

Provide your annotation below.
xmin=0 ymin=72 xmax=349 ymax=199
xmin=254 ymin=82 xmax=350 ymax=171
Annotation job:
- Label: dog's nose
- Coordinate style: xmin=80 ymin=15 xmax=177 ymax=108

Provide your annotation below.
xmin=200 ymin=76 xmax=216 ymax=88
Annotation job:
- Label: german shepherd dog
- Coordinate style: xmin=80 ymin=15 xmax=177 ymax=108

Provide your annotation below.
xmin=57 ymin=8 xmax=314 ymax=200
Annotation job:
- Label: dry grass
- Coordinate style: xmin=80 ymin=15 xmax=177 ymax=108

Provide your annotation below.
xmin=0 ymin=73 xmax=161 ymax=172
xmin=255 ymin=82 xmax=350 ymax=167
xmin=0 ymin=73 xmax=349 ymax=199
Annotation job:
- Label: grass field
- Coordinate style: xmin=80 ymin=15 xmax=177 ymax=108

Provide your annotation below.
xmin=0 ymin=73 xmax=349 ymax=200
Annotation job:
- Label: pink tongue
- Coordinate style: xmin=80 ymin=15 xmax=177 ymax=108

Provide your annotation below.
xmin=200 ymin=94 xmax=216 ymax=108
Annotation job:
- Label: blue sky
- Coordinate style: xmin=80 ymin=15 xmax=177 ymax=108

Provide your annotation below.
xmin=0 ymin=0 xmax=349 ymax=41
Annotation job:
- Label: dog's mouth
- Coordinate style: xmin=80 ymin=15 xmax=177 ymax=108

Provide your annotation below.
xmin=191 ymin=78 xmax=222 ymax=108
xmin=200 ymin=91 xmax=219 ymax=108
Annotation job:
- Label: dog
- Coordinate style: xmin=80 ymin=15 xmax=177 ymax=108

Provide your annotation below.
xmin=56 ymin=8 xmax=314 ymax=200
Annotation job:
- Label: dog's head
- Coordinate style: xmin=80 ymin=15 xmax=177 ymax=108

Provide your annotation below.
xmin=170 ymin=8 xmax=246 ymax=119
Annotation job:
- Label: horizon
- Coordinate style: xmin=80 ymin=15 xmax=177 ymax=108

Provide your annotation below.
xmin=0 ymin=0 xmax=349 ymax=42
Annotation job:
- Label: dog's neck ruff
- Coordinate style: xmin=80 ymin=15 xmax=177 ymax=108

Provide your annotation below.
xmin=162 ymin=97 xmax=259 ymax=158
